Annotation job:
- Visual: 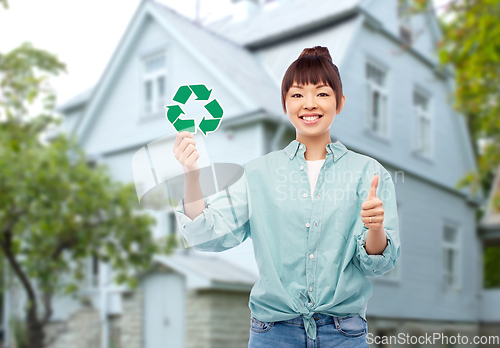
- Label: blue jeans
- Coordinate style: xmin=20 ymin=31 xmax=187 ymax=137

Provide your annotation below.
xmin=248 ymin=313 xmax=369 ymax=348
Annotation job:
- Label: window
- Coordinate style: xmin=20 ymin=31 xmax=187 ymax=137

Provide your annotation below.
xmin=442 ymin=223 xmax=460 ymax=290
xmin=413 ymin=89 xmax=432 ymax=157
xmin=366 ymin=61 xmax=389 ymax=138
xmin=142 ymin=52 xmax=167 ymax=115
xmin=397 ymin=0 xmax=413 ymax=46
xmin=86 ymin=253 xmax=99 ymax=288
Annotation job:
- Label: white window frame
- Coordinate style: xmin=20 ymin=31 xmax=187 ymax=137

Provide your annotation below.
xmin=141 ymin=51 xmax=167 ymax=117
xmin=412 ymin=87 xmax=433 ymax=158
xmin=84 ymin=254 xmax=99 ymax=288
xmin=366 ymin=59 xmax=389 ymax=139
xmin=442 ymin=221 xmax=461 ymax=291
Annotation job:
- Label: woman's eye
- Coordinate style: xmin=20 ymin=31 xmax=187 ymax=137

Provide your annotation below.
xmin=291 ymin=93 xmax=328 ymax=98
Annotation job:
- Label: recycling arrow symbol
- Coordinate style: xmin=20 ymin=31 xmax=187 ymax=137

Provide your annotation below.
xmin=165 ymin=84 xmax=224 ymax=136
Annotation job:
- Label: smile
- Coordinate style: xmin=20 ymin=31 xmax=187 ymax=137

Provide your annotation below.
xmin=299 ymin=115 xmax=322 ymax=124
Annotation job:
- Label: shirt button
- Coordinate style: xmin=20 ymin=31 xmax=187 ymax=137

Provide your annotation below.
xmin=317 ymin=193 xmax=320 ymax=197
xmin=303 ymin=193 xmax=307 ymax=198
xmin=182 ymin=224 xmax=186 ymax=229
xmin=290 ymin=154 xmax=293 ymax=159
xmin=310 ymin=254 xmax=314 ymax=259
xmin=299 ymin=145 xmax=303 ymax=149
xmin=306 ymin=222 xmax=310 ymax=228
xmin=300 ymin=165 xmax=304 ymax=170
xmin=314 ymin=221 xmax=318 ymax=227
xmin=334 ymin=154 xmax=337 ymax=159
xmin=310 ymin=286 xmax=313 ymax=292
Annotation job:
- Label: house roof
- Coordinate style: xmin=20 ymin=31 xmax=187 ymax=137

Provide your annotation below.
xmin=66 ymin=0 xmax=300 ymax=143
xmin=205 ymin=0 xmax=361 ymax=47
xmin=153 ymin=250 xmax=258 ymax=291
xmin=55 ymin=86 xmax=93 ymax=113
xmin=56 ymin=0 xmax=287 ymax=123
xmin=56 ymin=0 xmax=364 ymax=123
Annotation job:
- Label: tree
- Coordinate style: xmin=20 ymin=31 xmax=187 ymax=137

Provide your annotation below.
xmin=0 ymin=42 xmax=174 ymax=348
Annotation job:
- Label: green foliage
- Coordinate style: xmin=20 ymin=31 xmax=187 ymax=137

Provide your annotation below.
xmin=483 ymin=245 xmax=500 ymax=288
xmin=0 ymin=39 xmax=172 ymax=347
xmin=0 ymin=42 xmax=67 ymax=120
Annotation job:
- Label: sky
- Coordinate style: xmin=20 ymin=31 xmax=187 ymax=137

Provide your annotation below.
xmin=0 ymin=0 xmax=452 ymax=110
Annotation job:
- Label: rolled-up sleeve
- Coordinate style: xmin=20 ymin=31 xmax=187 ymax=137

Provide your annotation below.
xmin=352 ymin=164 xmax=401 ymax=277
xmin=174 ymin=164 xmax=252 ymax=252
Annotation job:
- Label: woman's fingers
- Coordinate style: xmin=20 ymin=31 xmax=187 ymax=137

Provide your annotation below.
xmin=173 ymin=131 xmax=200 ymax=172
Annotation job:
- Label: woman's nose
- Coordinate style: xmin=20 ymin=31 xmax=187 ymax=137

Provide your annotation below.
xmin=303 ymin=97 xmax=317 ymax=109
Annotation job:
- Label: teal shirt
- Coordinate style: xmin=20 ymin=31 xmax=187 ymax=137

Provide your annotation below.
xmin=175 ymin=139 xmax=401 ymax=340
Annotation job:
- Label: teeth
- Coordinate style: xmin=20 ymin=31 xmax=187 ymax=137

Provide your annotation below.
xmin=303 ymin=116 xmax=319 ymax=121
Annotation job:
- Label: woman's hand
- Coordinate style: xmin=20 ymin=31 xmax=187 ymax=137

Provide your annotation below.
xmin=360 ymin=175 xmax=384 ymax=231
xmin=360 ymin=175 xmax=388 ymax=255
xmin=173 ymin=131 xmax=200 ymax=174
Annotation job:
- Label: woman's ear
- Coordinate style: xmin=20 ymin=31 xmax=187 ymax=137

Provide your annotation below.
xmin=337 ymin=95 xmax=346 ymax=114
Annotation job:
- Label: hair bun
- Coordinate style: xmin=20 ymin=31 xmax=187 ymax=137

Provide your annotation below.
xmin=297 ymin=46 xmax=333 ymax=63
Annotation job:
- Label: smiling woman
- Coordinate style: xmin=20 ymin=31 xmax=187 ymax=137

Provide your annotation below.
xmin=175 ymin=45 xmax=401 ymax=348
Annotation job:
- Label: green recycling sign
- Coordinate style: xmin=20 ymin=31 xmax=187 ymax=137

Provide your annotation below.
xmin=165 ymin=84 xmax=223 ymax=136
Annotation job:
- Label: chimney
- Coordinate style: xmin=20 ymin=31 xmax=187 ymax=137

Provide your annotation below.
xmin=231 ymin=0 xmax=260 ymax=22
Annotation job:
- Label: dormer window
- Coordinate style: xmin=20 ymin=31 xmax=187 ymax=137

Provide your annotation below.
xmin=142 ymin=52 xmax=167 ymax=116
xmin=397 ymin=0 xmax=413 ymax=46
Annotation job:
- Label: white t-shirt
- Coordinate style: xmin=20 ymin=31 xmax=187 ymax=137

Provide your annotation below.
xmin=306 ymin=159 xmax=325 ymax=201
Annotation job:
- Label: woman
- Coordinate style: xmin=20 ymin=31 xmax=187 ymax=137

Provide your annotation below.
xmin=174 ymin=46 xmax=401 ymax=348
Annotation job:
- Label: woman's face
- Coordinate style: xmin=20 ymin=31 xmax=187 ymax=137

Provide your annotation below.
xmin=285 ymin=81 xmax=345 ymax=139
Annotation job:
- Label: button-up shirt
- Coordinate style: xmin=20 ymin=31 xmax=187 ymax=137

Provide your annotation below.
xmin=175 ymin=139 xmax=401 ymax=340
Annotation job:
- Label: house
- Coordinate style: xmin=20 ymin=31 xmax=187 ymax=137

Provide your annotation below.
xmin=3 ymin=0 xmax=492 ymax=347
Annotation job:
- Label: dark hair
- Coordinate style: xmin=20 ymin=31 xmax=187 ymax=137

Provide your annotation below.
xmin=281 ymin=46 xmax=343 ymax=114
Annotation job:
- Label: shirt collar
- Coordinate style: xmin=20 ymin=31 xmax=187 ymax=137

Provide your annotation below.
xmin=283 ymin=139 xmax=348 ymax=162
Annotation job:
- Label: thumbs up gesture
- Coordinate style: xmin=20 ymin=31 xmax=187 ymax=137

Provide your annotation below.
xmin=360 ymin=175 xmax=384 ymax=232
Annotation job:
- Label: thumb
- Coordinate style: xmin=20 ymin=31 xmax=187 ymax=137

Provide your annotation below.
xmin=366 ymin=174 xmax=379 ymax=201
